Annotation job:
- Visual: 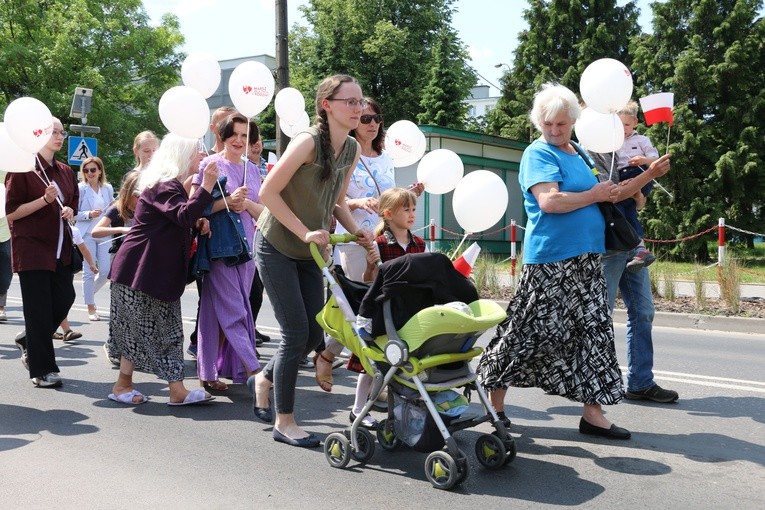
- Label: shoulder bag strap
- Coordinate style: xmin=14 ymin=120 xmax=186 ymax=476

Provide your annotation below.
xmin=358 ymin=157 xmax=382 ymax=197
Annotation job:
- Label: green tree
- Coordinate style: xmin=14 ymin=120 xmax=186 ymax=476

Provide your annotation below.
xmin=486 ymin=0 xmax=640 ymax=140
xmin=417 ymin=28 xmax=474 ymax=128
xmin=289 ymin=0 xmax=474 ymax=125
xmin=633 ymin=0 xmax=765 ymax=259
xmin=0 ymin=0 xmax=184 ymax=181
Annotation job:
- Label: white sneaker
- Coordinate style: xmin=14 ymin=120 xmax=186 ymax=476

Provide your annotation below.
xmin=0 ymin=309 xmax=7 ymax=321
xmin=88 ymin=312 xmax=100 ymax=321
xmin=33 ymin=372 xmax=63 ymax=388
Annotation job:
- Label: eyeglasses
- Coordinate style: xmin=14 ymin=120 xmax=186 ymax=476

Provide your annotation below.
xmin=328 ymin=97 xmax=368 ymax=109
xmin=83 ymin=167 xmax=99 ymax=174
xmin=360 ymin=114 xmax=383 ymax=124
xmin=52 ymin=130 xmax=68 ymax=139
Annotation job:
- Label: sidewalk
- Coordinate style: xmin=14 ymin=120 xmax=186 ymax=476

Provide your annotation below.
xmin=496 ymin=277 xmax=765 ymax=335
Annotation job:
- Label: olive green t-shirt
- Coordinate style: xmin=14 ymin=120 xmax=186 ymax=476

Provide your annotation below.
xmin=257 ymin=127 xmax=359 ymax=259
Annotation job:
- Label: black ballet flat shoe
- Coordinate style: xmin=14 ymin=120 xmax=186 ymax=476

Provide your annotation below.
xmin=253 ymin=398 xmax=273 ymax=424
xmin=496 ymin=411 xmax=512 ymax=429
xmin=579 ymin=417 xmax=631 ymax=440
xmin=273 ymin=428 xmax=320 ymax=448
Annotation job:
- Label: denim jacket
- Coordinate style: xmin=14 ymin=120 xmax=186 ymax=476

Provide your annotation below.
xmin=192 ymin=176 xmax=252 ymax=276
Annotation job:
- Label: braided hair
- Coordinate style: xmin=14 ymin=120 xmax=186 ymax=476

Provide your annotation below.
xmin=314 ymin=74 xmax=359 ymax=181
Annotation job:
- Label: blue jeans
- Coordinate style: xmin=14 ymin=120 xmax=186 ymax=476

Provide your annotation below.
xmin=602 ymin=249 xmax=655 ymax=392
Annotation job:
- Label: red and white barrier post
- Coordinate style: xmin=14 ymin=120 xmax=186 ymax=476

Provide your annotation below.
xmin=429 ymin=219 xmax=436 ymax=253
xmin=717 ymin=217 xmax=726 ymax=282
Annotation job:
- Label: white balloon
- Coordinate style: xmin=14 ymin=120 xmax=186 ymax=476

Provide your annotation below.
xmin=452 ymin=170 xmax=508 ymax=233
xmin=3 ymin=97 xmax=53 ymax=153
xmin=574 ymin=108 xmax=625 ymax=154
xmin=228 ymin=61 xmax=275 ymax=118
xmin=416 ymin=149 xmax=464 ymax=195
xmin=158 ymin=86 xmax=210 ymax=139
xmin=385 ymin=120 xmax=426 ymax=167
xmin=580 ymin=58 xmax=633 ymax=114
xmin=279 ymin=111 xmax=310 ymax=138
xmin=181 ymin=52 xmax=221 ymax=99
xmin=275 ymin=87 xmax=306 ymax=125
xmin=0 ymin=123 xmax=36 ymax=173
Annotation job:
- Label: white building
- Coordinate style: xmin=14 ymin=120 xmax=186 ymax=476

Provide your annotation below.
xmin=464 ymin=85 xmax=500 ymax=119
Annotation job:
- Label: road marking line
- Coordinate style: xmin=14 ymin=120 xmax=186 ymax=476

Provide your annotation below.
xmin=620 ymin=367 xmax=765 ymax=392
xmin=653 ymin=376 xmax=765 ymax=393
xmin=652 ymin=369 xmax=765 ymax=386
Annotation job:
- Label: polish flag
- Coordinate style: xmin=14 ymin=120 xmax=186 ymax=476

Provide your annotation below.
xmin=267 ymin=152 xmax=278 ymax=173
xmin=453 ymin=242 xmax=481 ymax=277
xmin=639 ymin=92 xmax=674 ymax=126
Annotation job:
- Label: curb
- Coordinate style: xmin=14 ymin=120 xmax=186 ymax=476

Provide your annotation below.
xmin=613 ymin=309 xmax=765 ymax=335
xmin=495 ymin=301 xmax=765 ymax=335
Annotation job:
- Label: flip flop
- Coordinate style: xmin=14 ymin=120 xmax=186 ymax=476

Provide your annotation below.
xmin=167 ymin=389 xmax=215 ymax=406
xmin=108 ymin=389 xmax=148 ymax=405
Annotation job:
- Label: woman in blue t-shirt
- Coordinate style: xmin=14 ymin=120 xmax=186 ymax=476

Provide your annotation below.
xmin=477 ymin=83 xmax=632 ymax=440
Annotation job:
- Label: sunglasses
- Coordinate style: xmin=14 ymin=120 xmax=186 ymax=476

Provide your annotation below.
xmin=83 ymin=167 xmax=99 ymax=174
xmin=360 ymin=114 xmax=383 ymax=124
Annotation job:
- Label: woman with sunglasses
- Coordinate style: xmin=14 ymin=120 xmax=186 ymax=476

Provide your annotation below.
xmin=76 ymin=157 xmax=114 ymax=321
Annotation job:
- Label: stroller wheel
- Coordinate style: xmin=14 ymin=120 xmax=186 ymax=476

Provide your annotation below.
xmin=376 ymin=419 xmax=401 ymax=451
xmin=351 ymin=428 xmax=375 ymax=464
xmin=475 ymin=433 xmax=507 ymax=470
xmin=492 ymin=430 xmax=517 ymax=465
xmin=324 ymin=432 xmax=351 ymax=469
xmin=424 ymin=450 xmax=460 ymax=490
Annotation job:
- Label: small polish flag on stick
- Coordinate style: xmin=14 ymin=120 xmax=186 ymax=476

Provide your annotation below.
xmin=267 ymin=152 xmax=278 ymax=173
xmin=639 ymin=92 xmax=674 ymax=126
xmin=453 ymin=242 xmax=481 ymax=277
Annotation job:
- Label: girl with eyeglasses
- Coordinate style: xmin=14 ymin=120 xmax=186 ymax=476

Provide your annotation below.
xmin=5 ymin=117 xmax=79 ymax=388
xmin=311 ymin=97 xmax=423 ymax=428
xmin=250 ymin=74 xmax=373 ymax=448
xmin=76 ymin=156 xmax=114 ymax=321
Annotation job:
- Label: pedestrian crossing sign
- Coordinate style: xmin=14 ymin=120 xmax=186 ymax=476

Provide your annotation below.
xmin=68 ymin=136 xmax=98 ymax=165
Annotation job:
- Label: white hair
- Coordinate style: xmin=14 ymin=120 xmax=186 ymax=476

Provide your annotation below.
xmin=138 ymin=133 xmax=198 ymax=191
xmin=529 ymin=83 xmax=581 ymax=131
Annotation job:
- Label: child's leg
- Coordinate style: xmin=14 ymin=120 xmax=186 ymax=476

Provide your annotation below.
xmin=350 ymin=373 xmax=378 ymax=429
xmin=626 ymin=239 xmax=656 ymax=273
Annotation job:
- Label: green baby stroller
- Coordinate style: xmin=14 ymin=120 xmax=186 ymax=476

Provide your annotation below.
xmin=312 ymin=235 xmax=516 ymax=490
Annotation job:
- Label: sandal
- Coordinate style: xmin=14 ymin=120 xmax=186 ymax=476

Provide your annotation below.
xmin=63 ymin=330 xmax=82 ymax=342
xmin=52 ymin=332 xmax=64 ymax=340
xmin=313 ymin=352 xmax=334 ymax=392
xmin=202 ymin=380 xmax=229 ymax=391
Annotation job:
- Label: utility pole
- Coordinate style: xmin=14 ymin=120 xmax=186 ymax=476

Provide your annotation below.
xmin=275 ymin=0 xmax=290 ymax=156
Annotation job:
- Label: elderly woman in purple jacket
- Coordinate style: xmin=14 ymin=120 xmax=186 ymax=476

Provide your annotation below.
xmin=107 ymin=134 xmax=218 ymax=406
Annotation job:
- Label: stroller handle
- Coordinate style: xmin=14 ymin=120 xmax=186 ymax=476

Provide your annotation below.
xmin=310 ymin=233 xmax=358 ymax=267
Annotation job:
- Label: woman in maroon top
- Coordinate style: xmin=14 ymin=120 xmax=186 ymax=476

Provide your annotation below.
xmin=5 ymin=117 xmax=79 ymax=388
xmin=107 ymin=134 xmax=219 ymax=405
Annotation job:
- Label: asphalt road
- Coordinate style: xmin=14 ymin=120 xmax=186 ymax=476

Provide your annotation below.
xmin=1 ymin=276 xmax=763 ymax=509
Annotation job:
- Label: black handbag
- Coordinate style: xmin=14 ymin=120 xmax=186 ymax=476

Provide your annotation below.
xmin=70 ymin=243 xmax=84 ymax=274
xmin=571 ymin=142 xmax=641 ymax=252
xmin=597 ymin=202 xmax=641 ymax=252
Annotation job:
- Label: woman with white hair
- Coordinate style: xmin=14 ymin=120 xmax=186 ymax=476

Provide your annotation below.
xmin=107 ymin=134 xmax=219 ymax=405
xmin=476 ymin=83 xmax=632 ymax=439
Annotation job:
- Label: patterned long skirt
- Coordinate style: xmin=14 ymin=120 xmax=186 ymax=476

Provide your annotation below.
xmin=477 ymin=253 xmax=623 ymax=405
xmin=109 ymin=282 xmax=186 ymax=382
